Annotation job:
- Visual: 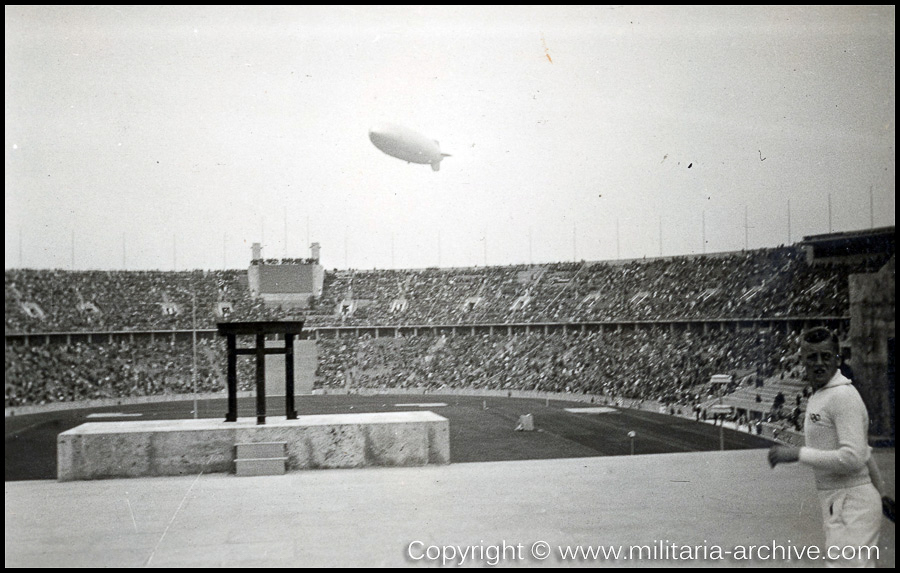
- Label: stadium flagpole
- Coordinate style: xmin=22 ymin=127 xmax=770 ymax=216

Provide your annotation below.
xmin=659 ymin=216 xmax=662 ymax=257
xmin=869 ymin=186 xmax=874 ymax=228
xmin=573 ymin=223 xmax=577 ymax=262
xmin=702 ymin=211 xmax=706 ymax=254
xmin=616 ymin=219 xmax=620 ymax=260
xmin=528 ymin=227 xmax=532 ymax=265
xmin=192 ymin=290 xmax=198 ymax=419
xmin=828 ymin=194 xmax=832 ymax=233
xmin=787 ymin=199 xmax=791 ymax=244
xmin=744 ymin=206 xmax=748 ymax=250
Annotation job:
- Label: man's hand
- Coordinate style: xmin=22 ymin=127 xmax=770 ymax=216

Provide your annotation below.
xmin=768 ymin=445 xmax=800 ymax=468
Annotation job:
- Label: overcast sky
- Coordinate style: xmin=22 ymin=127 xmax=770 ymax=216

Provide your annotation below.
xmin=5 ymin=6 xmax=895 ymax=271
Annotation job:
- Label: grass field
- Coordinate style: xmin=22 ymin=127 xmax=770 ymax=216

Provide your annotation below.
xmin=5 ymin=393 xmax=773 ymax=481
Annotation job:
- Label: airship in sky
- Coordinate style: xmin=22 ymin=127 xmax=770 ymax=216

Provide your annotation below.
xmin=369 ymin=123 xmax=451 ymax=171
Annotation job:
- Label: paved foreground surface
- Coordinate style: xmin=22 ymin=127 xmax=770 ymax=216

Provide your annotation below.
xmin=6 ymin=449 xmax=894 ymax=567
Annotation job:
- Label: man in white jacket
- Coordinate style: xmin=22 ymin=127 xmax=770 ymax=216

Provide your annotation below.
xmin=768 ymin=327 xmax=882 ymax=567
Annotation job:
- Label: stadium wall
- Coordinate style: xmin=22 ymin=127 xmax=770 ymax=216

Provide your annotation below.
xmin=5 ymin=317 xmax=849 ymax=347
xmin=7 ymin=386 xmax=664 ymax=420
xmin=849 ymin=258 xmax=895 ymax=439
xmin=4 ymin=390 xmax=255 ymax=418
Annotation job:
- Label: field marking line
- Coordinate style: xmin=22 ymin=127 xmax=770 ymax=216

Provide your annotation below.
xmin=126 ymin=497 xmax=138 ymax=532
xmin=144 ymin=455 xmax=212 ymax=567
xmin=4 ymin=419 xmax=55 ymax=438
xmin=564 ymin=407 xmax=619 ymax=414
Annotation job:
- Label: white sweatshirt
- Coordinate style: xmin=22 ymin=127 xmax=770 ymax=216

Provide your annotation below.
xmin=799 ymin=371 xmax=872 ymax=491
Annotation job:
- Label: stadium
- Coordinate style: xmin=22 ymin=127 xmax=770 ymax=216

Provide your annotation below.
xmin=6 ymin=6 xmax=895 ymax=568
xmin=6 ymin=228 xmax=895 ymax=566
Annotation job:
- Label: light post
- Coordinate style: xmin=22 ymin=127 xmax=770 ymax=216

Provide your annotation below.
xmin=191 ymin=290 xmax=197 ymax=419
xmin=175 ymin=287 xmax=199 ymax=419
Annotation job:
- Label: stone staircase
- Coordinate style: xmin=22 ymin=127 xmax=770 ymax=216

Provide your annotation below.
xmin=234 ymin=442 xmax=288 ymax=476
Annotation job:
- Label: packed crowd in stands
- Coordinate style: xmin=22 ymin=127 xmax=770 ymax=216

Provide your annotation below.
xmin=6 ymin=247 xmax=888 ymax=335
xmin=5 ymin=338 xmax=258 ymax=407
xmin=316 ymin=327 xmax=793 ymax=406
xmin=6 ymin=326 xmax=794 ymax=409
xmin=5 ymin=269 xmax=288 ymax=334
xmin=308 ymin=248 xmax=884 ymax=327
xmin=5 ymin=245 xmax=887 ymax=408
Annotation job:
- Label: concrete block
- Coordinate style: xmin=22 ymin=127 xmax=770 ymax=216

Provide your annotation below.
xmin=58 ymin=411 xmax=449 ymax=481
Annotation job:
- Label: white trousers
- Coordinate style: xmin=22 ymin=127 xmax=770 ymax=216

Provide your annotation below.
xmin=817 ymin=483 xmax=882 ymax=568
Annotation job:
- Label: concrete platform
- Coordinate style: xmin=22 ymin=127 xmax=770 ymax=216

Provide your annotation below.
xmin=6 ymin=449 xmax=894 ymax=567
xmin=57 ymin=412 xmax=450 ymax=481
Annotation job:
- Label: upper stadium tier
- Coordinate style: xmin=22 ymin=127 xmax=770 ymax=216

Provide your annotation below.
xmin=5 ymin=245 xmax=892 ymax=335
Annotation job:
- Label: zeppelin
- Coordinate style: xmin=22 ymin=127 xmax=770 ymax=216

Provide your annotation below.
xmin=369 ymin=123 xmax=451 ymax=171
